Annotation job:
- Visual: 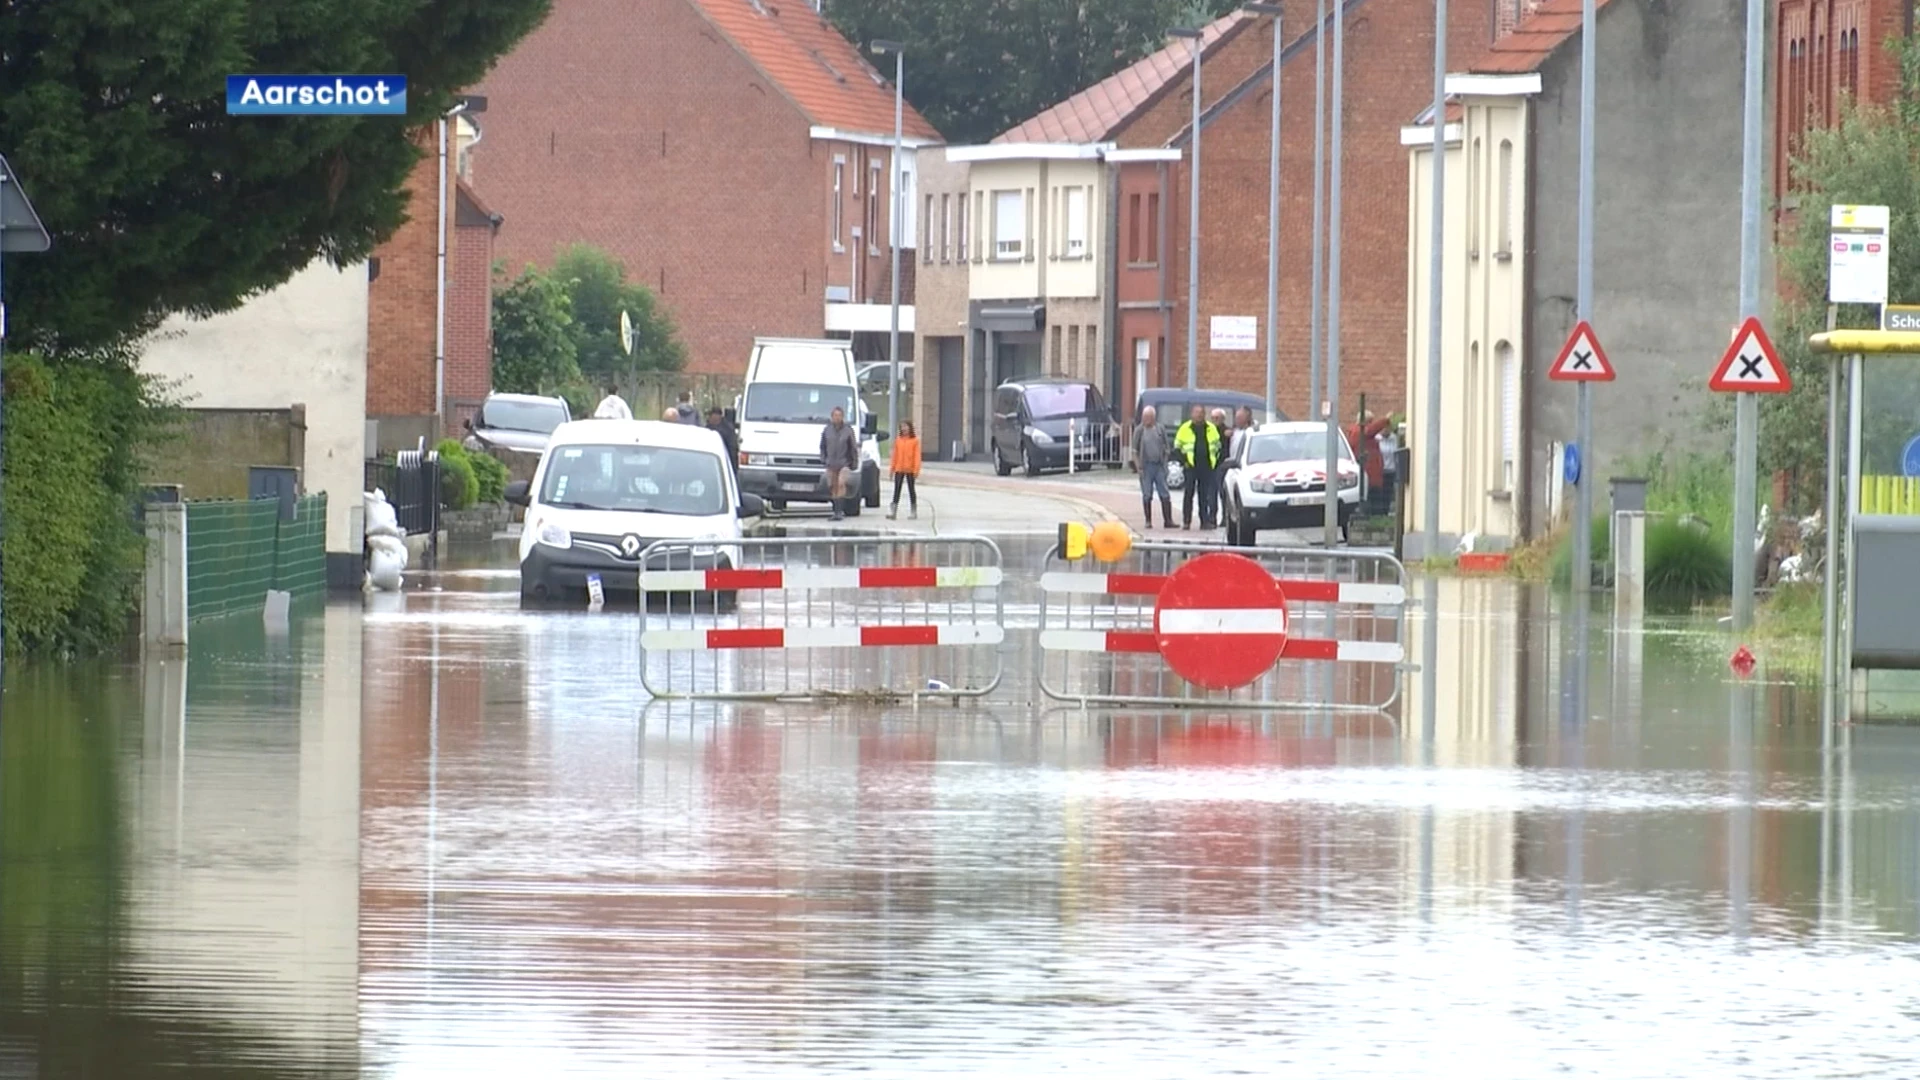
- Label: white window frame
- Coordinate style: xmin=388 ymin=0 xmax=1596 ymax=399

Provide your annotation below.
xmin=868 ymin=162 xmax=883 ymax=255
xmin=1065 ymin=186 xmax=1089 ymax=258
xmin=993 ymin=189 xmax=1025 ymax=260
xmin=1497 ymin=139 xmax=1514 ymax=257
xmin=832 ymin=157 xmax=845 ymax=252
xmin=924 ymin=193 xmax=936 ymax=263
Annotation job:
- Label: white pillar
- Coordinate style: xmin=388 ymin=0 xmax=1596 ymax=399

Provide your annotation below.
xmin=144 ymin=501 xmax=189 ymax=648
xmin=1612 ymin=509 xmax=1645 ymax=620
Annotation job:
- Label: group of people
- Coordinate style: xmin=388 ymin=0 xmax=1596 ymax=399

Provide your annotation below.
xmin=1129 ymin=404 xmax=1257 ymax=530
xmin=817 ymin=406 xmax=921 ymax=523
xmin=593 ymin=384 xmax=740 ymax=462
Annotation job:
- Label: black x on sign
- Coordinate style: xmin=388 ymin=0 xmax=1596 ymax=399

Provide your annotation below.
xmin=1709 ymin=316 xmax=1791 ymax=394
xmin=1548 ymin=321 xmax=1616 ymax=383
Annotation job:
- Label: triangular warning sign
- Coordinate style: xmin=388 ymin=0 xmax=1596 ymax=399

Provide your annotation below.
xmin=1708 ymin=316 xmax=1791 ymax=394
xmin=1548 ymin=321 xmax=1615 ymax=382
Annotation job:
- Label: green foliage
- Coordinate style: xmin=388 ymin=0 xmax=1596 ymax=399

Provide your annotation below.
xmin=0 ymin=0 xmax=555 ymax=355
xmin=2 ymin=351 xmax=173 ymax=656
xmin=1549 ymin=515 xmax=1613 ymax=588
xmin=434 ymin=439 xmax=479 ymax=510
xmin=467 ymin=447 xmax=509 ymax=504
xmin=825 ymin=0 xmax=1239 ymax=144
xmin=1644 ymin=518 xmax=1732 ymax=598
xmin=491 ymin=263 xmax=579 ymax=395
xmin=1764 ymin=34 xmax=1920 ymax=511
xmin=551 ymin=244 xmax=687 ymax=376
xmin=1615 ymin=448 xmax=1738 ymax=539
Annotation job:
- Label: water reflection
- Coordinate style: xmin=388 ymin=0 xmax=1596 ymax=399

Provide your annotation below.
xmin=11 ymin=561 xmax=1920 ymax=1075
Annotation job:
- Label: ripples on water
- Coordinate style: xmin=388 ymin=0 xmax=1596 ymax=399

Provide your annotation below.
xmin=7 ymin=573 xmax=1920 ymax=1077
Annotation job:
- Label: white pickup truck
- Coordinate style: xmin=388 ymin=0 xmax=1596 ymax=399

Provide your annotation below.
xmin=733 ymin=337 xmax=887 ymax=516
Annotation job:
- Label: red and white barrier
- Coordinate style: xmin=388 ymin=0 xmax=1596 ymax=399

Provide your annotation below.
xmin=1037 ymin=629 xmax=1400 ymax=663
xmin=644 ymin=624 xmax=1003 ymax=651
xmin=1038 ymin=572 xmax=1403 ymax=606
xmin=642 ymin=565 xmax=1001 ymax=592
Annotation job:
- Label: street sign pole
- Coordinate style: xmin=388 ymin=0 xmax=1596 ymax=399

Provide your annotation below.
xmin=1322 ymin=0 xmax=1345 ymax=547
xmin=1420 ymin=0 xmax=1448 ymax=554
xmin=1571 ymin=0 xmax=1598 ymax=595
xmin=1729 ymin=0 xmax=1765 ymax=630
xmin=1308 ymin=0 xmax=1327 ymax=416
xmin=0 ymin=156 xmax=54 ymax=699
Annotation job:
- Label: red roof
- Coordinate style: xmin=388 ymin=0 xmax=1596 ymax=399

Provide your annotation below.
xmin=994 ymin=10 xmax=1253 ymax=144
xmin=686 ymin=0 xmax=941 ymax=140
xmin=1466 ymin=0 xmax=1615 ymax=75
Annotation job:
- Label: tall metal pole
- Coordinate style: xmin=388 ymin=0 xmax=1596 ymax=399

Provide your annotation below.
xmin=1309 ymin=0 xmax=1327 ymax=416
xmin=1421 ymin=0 xmax=1448 ymax=551
xmin=1321 ymin=0 xmax=1345 ymax=547
xmin=1729 ymin=0 xmax=1765 ymax=629
xmin=886 ymin=48 xmax=904 ymax=445
xmin=1571 ymin=0 xmax=1597 ymax=595
xmin=1263 ymin=8 xmax=1283 ymax=417
xmin=1186 ymin=34 xmax=1203 ymax=391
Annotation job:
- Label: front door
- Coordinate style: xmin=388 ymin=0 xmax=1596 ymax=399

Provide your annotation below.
xmin=938 ymin=337 xmax=964 ymax=460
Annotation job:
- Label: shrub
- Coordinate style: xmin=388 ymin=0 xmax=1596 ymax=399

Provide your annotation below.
xmin=1644 ymin=517 xmax=1731 ymax=599
xmin=468 ymin=450 xmax=508 ymax=504
xmin=433 ymin=439 xmax=479 ymax=510
xmin=2 ymin=351 xmax=171 ymax=656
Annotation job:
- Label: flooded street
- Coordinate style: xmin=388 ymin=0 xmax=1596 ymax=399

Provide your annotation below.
xmin=7 ymin=534 xmax=1920 ymax=1078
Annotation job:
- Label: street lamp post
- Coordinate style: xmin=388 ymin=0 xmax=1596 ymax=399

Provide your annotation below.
xmin=0 ymin=155 xmax=53 ymax=699
xmin=1421 ymin=0 xmax=1448 ymax=554
xmin=871 ymin=40 xmax=907 ymax=446
xmin=1245 ymin=3 xmax=1283 ymax=420
xmin=1169 ymin=26 xmax=1204 ymax=391
xmin=1321 ymin=0 xmax=1345 ymax=546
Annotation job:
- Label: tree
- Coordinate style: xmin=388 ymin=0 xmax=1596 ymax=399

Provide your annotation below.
xmin=825 ymin=0 xmax=1238 ymax=145
xmin=0 ymin=0 xmax=554 ymax=356
xmin=490 ymin=265 xmax=579 ymax=396
xmin=551 ymin=244 xmax=688 ymax=377
xmin=1764 ymin=36 xmax=1920 ymax=510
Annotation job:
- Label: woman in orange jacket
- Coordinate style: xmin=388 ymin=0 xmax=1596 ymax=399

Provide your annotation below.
xmin=888 ymin=421 xmax=922 ymax=520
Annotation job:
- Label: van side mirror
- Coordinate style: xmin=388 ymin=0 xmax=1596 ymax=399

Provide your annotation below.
xmin=861 ymin=414 xmax=878 ymax=436
xmin=738 ymin=492 xmax=765 ymax=518
xmin=505 ymin=480 xmax=531 ymax=507
xmin=724 ymin=407 xmax=737 ymax=425
xmin=875 ymin=430 xmax=891 ymax=442
xmin=463 ymin=416 xmax=475 ymax=432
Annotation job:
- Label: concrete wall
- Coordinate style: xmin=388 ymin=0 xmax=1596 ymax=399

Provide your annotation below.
xmin=142 ymin=260 xmax=368 ymax=555
xmin=912 ymin=150 xmax=973 ymax=450
xmin=1524 ymin=0 xmax=1764 ymax=531
xmin=144 ymin=408 xmax=305 ymax=500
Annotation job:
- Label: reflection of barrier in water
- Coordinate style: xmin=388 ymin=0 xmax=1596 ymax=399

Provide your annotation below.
xmin=1809 ymin=330 xmax=1920 ymax=723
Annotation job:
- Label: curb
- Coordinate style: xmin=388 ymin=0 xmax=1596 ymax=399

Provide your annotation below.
xmin=913 ymin=467 xmax=1121 ymax=525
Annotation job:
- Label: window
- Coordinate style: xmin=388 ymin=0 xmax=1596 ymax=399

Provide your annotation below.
xmin=993 ymin=189 xmax=1025 ymax=258
xmin=1497 ymin=341 xmax=1518 ymax=490
xmin=1497 ymin=139 xmax=1514 ymax=256
xmin=1065 ymin=186 xmax=1089 ymax=258
xmin=1128 ymin=193 xmax=1142 ymax=262
xmin=832 ymin=159 xmax=845 ymax=250
xmin=974 ymin=191 xmax=986 ymax=260
xmin=742 ymin=382 xmax=857 ymax=425
xmin=480 ymin=398 xmax=568 ymax=435
xmin=1025 ymin=382 xmax=1105 ymax=419
xmin=1087 ymin=326 xmax=1097 ymax=368
xmin=924 ymin=194 xmax=936 ymax=263
xmin=1145 ymin=192 xmax=1160 ymax=262
xmin=1468 ymin=137 xmax=1481 ymax=257
xmin=1050 ymin=325 xmax=1063 ymax=370
xmin=939 ymin=194 xmax=951 ymax=263
xmin=957 ymin=195 xmax=970 ymax=262
xmin=899 ymin=167 xmax=914 ymax=247
xmin=868 ymin=162 xmax=882 ymax=254
xmin=1067 ymin=326 xmax=1080 ymax=370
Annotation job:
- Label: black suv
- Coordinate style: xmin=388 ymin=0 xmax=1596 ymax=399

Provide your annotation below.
xmin=990 ymin=378 xmax=1124 ymax=477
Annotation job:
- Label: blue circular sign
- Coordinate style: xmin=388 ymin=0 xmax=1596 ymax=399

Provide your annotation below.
xmin=1563 ymin=443 xmax=1581 ymax=486
xmin=1904 ymin=435 xmax=1920 ymax=478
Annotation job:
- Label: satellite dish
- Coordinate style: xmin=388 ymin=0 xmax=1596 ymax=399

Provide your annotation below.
xmin=619 ymin=310 xmax=636 ymax=355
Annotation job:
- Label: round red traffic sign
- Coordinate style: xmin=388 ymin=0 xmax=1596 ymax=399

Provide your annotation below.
xmin=1153 ymin=552 xmax=1290 ymax=690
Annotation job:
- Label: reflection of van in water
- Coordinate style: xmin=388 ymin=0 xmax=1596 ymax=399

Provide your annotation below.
xmin=733 ymin=338 xmax=888 ymax=515
xmin=507 ymin=419 xmax=762 ymax=606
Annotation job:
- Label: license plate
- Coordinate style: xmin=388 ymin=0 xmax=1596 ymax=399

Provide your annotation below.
xmin=1289 ymin=494 xmax=1324 ymax=506
xmin=783 ymin=481 xmax=815 ymax=493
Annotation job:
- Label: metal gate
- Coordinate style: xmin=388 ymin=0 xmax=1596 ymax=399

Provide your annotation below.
xmin=1036 ymin=540 xmax=1408 ymax=711
xmin=638 ymin=535 xmax=1005 ymax=701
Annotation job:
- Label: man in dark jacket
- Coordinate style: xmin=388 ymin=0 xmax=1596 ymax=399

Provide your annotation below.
xmin=706 ymin=406 xmax=739 ymax=472
xmin=819 ymin=406 xmax=861 ymax=521
xmin=674 ymin=390 xmax=698 ymax=424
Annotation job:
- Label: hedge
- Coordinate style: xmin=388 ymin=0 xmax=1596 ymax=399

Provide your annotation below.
xmin=2 ymin=352 xmax=170 ymax=656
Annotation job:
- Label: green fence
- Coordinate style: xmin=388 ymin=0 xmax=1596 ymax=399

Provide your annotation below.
xmin=183 ymin=494 xmax=328 ymax=622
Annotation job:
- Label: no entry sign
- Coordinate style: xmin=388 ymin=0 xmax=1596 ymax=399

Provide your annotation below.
xmin=1153 ymin=552 xmax=1291 ymax=690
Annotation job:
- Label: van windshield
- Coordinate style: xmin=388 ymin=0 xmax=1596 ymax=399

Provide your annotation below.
xmin=1025 ymin=384 xmax=1105 ymax=420
xmin=743 ymin=383 xmax=856 ymax=425
xmin=539 ymin=445 xmax=728 ymax=516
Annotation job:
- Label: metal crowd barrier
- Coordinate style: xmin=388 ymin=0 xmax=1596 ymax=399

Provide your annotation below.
xmin=637 ymin=535 xmax=1005 ymax=701
xmin=1036 ymin=539 xmax=1408 ymax=711
xmin=1064 ymin=419 xmax=1129 ymax=472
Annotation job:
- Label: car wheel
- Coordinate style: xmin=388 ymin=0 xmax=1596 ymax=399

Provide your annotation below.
xmin=717 ymin=590 xmax=739 ymax=614
xmin=1239 ymin=513 xmax=1258 ymax=548
xmin=862 ymin=463 xmax=881 ymax=507
xmin=1224 ymin=516 xmax=1240 ymax=546
xmin=994 ymin=439 xmax=1013 ymax=476
xmin=1023 ymin=442 xmax=1042 ymax=478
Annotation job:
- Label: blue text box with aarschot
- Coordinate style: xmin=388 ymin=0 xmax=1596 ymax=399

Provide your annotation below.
xmin=226 ymin=75 xmax=408 ymax=116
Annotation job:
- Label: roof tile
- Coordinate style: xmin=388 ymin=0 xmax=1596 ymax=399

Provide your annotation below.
xmin=686 ymin=0 xmax=941 ymax=140
xmin=1464 ymin=0 xmax=1614 ymax=75
xmin=994 ymin=10 xmax=1250 ymax=144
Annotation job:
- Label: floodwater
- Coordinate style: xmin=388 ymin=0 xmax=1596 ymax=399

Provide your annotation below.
xmin=6 ymin=532 xmax=1920 ymax=1078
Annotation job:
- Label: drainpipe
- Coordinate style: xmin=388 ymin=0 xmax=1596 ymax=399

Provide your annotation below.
xmin=435 ymin=102 xmax=469 ymax=431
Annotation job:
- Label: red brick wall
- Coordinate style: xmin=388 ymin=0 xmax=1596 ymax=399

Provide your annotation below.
xmin=1776 ymin=0 xmax=1904 ymax=200
xmin=1131 ymin=1 xmax=1495 ymax=421
xmin=475 ymin=0 xmax=837 ymax=374
xmin=366 ymin=132 xmax=445 ymax=419
xmin=447 ymin=216 xmax=495 ymax=426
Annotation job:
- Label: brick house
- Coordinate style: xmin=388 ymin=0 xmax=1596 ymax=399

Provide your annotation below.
xmin=1777 ymin=0 xmax=1910 ymax=208
xmin=472 ymin=0 xmax=941 ymax=378
xmin=1400 ymin=0 xmax=1756 ymax=554
xmin=365 ymin=115 xmax=502 ymax=452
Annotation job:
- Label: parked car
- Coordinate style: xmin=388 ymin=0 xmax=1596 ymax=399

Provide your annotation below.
xmin=465 ymin=393 xmax=572 ymax=458
xmin=990 ymin=378 xmax=1124 ymax=477
xmin=1134 ymin=388 xmax=1284 ymax=489
xmin=1220 ymin=421 xmax=1361 ymax=546
xmin=855 ymin=360 xmax=914 ymax=396
xmin=507 ymin=419 xmax=762 ymax=607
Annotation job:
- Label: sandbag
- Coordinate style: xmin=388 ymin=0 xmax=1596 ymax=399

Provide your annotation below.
xmin=367 ymin=533 xmax=407 ymax=592
xmin=364 ymin=489 xmax=403 ymax=540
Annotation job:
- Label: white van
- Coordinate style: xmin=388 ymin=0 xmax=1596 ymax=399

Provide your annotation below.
xmin=734 ymin=337 xmax=887 ymax=515
xmin=506 ymin=419 xmax=762 ymax=605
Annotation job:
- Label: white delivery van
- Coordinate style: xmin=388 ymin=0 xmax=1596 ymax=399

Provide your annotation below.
xmin=733 ymin=337 xmax=887 ymax=515
xmin=506 ymin=419 xmax=763 ymax=606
